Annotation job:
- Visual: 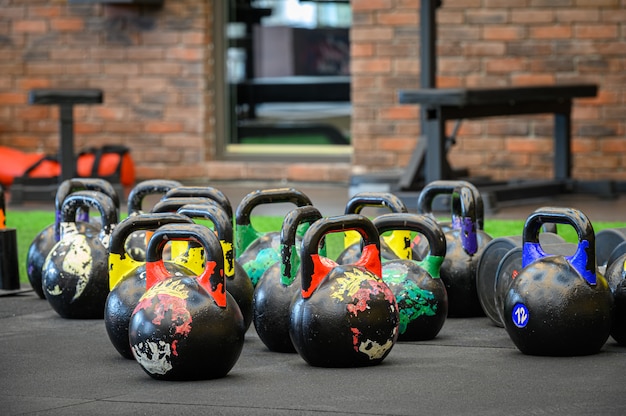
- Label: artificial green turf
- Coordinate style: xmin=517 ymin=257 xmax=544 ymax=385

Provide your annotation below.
xmin=7 ymin=210 xmax=626 ymax=286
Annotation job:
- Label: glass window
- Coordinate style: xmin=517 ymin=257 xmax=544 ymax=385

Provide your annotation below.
xmin=222 ymin=0 xmax=352 ymax=159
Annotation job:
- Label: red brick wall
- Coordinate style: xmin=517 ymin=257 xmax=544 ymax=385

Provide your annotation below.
xmin=0 ymin=0 xmax=213 ymax=181
xmin=351 ymin=0 xmax=626 ymax=183
xmin=1 ymin=1 xmax=624 ymax=186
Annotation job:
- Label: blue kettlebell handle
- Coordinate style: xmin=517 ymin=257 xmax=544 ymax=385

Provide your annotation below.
xmin=522 ymin=207 xmax=596 ymax=285
xmin=417 ymin=180 xmax=484 ymax=230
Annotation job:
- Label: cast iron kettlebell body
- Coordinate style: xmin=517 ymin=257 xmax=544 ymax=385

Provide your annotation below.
xmin=123 ymin=179 xmax=182 ymax=261
xmin=176 ymin=203 xmax=254 ymax=331
xmin=439 ymin=185 xmax=492 ymax=317
xmin=27 ymin=178 xmax=119 ymax=299
xmin=105 ymin=212 xmax=196 ymax=359
xmin=290 ymin=214 xmax=399 ymax=367
xmin=253 ymin=206 xmax=323 ymax=352
xmin=373 ymin=213 xmax=448 ymax=341
xmin=414 ymin=180 xmax=484 ymax=260
xmin=129 ymin=223 xmax=245 ymax=380
xmin=503 ymin=207 xmax=613 ymax=356
xmin=42 ymin=190 xmax=118 ymax=318
xmin=236 ymin=188 xmax=312 ymax=287
xmin=336 ymin=192 xmax=411 ymax=264
xmin=597 ymin=251 xmax=626 ymax=345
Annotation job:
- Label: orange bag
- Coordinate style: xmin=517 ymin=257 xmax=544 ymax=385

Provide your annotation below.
xmin=77 ymin=145 xmax=135 ymax=186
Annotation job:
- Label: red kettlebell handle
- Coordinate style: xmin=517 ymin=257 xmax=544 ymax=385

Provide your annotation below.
xmin=280 ymin=206 xmax=324 ymax=286
xmin=145 ymin=223 xmax=227 ymax=307
xmin=300 ymin=214 xmax=381 ymax=299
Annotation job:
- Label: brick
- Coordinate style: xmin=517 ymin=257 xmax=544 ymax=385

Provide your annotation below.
xmin=511 ymin=10 xmax=554 ymax=23
xmin=575 ymin=24 xmax=618 ymax=39
xmin=165 ymin=47 xmax=204 ymax=62
xmin=511 ymin=74 xmax=556 ymax=85
xmin=529 ymin=25 xmax=573 ymax=39
xmin=483 ymin=25 xmax=525 ymax=41
xmin=485 ymin=58 xmax=526 ymax=73
xmin=352 ymin=43 xmax=374 ymax=57
xmin=466 ymin=10 xmax=509 ymax=24
xmin=463 ymin=42 xmax=507 ymax=56
xmin=555 ymin=9 xmax=600 ymax=22
xmin=50 ymin=18 xmax=84 ymax=31
xmin=351 ymin=0 xmax=393 ymax=11
xmin=376 ymin=11 xmax=418 ymax=26
xmin=379 ymin=105 xmax=419 ymax=121
xmin=13 ymin=20 xmax=47 ymax=33
xmin=0 ymin=92 xmax=27 ymax=104
xmin=351 ymin=58 xmax=392 ymax=74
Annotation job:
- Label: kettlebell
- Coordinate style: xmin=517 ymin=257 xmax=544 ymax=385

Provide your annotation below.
xmin=150 ymin=196 xmax=228 ymax=273
xmin=105 ymin=212 xmax=196 ymax=359
xmin=129 ymin=223 xmax=245 ymax=380
xmin=414 ymin=180 xmax=484 ymax=260
xmin=42 ymin=190 xmax=118 ymax=318
xmin=476 ymin=230 xmax=567 ymax=327
xmin=439 ymin=184 xmax=492 ymax=317
xmin=336 ymin=192 xmax=411 ymax=264
xmin=124 ymin=179 xmax=182 ymax=261
xmin=600 ymin=250 xmax=626 ymax=345
xmin=26 ymin=177 xmax=119 ymax=299
xmin=176 ymin=203 xmax=254 ymax=331
xmin=373 ymin=213 xmax=448 ymax=341
xmin=236 ymin=188 xmax=313 ymax=287
xmin=503 ymin=207 xmax=613 ymax=356
xmin=289 ymin=214 xmax=399 ymax=367
xmin=253 ymin=205 xmax=323 ymax=353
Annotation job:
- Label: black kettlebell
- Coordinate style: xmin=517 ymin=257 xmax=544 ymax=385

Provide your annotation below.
xmin=476 ymin=230 xmax=566 ymax=327
xmin=176 ymin=203 xmax=254 ymax=331
xmin=289 ymin=214 xmax=399 ymax=367
xmin=104 ymin=212 xmax=196 ymax=359
xmin=439 ymin=185 xmax=492 ymax=317
xmin=601 ymin=250 xmax=626 ymax=345
xmin=26 ymin=178 xmax=119 ymax=299
xmin=414 ymin=180 xmax=484 ymax=260
xmin=129 ymin=223 xmax=245 ymax=380
xmin=236 ymin=188 xmax=313 ymax=287
xmin=151 ymin=196 xmax=228 ymax=273
xmin=124 ymin=179 xmax=182 ymax=261
xmin=503 ymin=207 xmax=613 ymax=356
xmin=336 ymin=192 xmax=411 ymax=263
xmin=253 ymin=206 xmax=323 ymax=353
xmin=42 ymin=190 xmax=118 ymax=318
xmin=373 ymin=213 xmax=448 ymax=341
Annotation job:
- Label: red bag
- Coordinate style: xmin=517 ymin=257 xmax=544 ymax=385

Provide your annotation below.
xmin=77 ymin=145 xmax=135 ymax=186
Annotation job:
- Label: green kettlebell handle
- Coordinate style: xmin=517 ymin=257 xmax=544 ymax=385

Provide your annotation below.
xmin=300 ymin=214 xmax=381 ymax=299
xmin=280 ymin=206 xmax=323 ymax=286
xmin=417 ymin=180 xmax=484 ymax=230
xmin=176 ymin=203 xmax=236 ymax=278
xmin=164 ymin=186 xmax=233 ymax=219
xmin=372 ymin=213 xmax=446 ymax=278
xmin=146 ymin=223 xmax=227 ymax=307
xmin=127 ymin=179 xmax=182 ymax=215
xmin=59 ymin=190 xmax=118 ymax=241
xmin=108 ymin=213 xmax=194 ymax=289
xmin=522 ymin=207 xmax=596 ymax=285
xmin=235 ymin=188 xmax=313 ymax=254
xmin=450 ymin=185 xmax=479 ymax=256
xmin=54 ymin=178 xmax=120 ymax=241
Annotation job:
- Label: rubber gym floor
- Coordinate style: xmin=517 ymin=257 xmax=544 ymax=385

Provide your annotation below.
xmin=2 ymin=181 xmax=626 ymax=416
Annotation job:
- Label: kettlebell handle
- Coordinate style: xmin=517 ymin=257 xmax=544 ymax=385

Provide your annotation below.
xmin=235 ymin=188 xmax=313 ymax=254
xmin=55 ymin=178 xmax=120 ymax=241
xmin=343 ymin=192 xmax=408 ymax=215
xmin=280 ymin=206 xmax=323 ymax=286
xmin=300 ymin=214 xmax=381 ymax=299
xmin=127 ymin=179 xmax=182 ymax=215
xmin=108 ymin=213 xmax=194 ymax=290
xmin=450 ymin=185 xmax=479 ymax=255
xmin=59 ymin=190 xmax=118 ymax=241
xmin=372 ymin=213 xmax=446 ymax=278
xmin=146 ymin=223 xmax=227 ymax=307
xmin=164 ymin=186 xmax=233 ymax=219
xmin=150 ymin=197 xmax=218 ymax=214
xmin=522 ymin=207 xmax=597 ymax=285
xmin=176 ymin=203 xmax=236 ymax=278
xmin=417 ymin=180 xmax=485 ymax=230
